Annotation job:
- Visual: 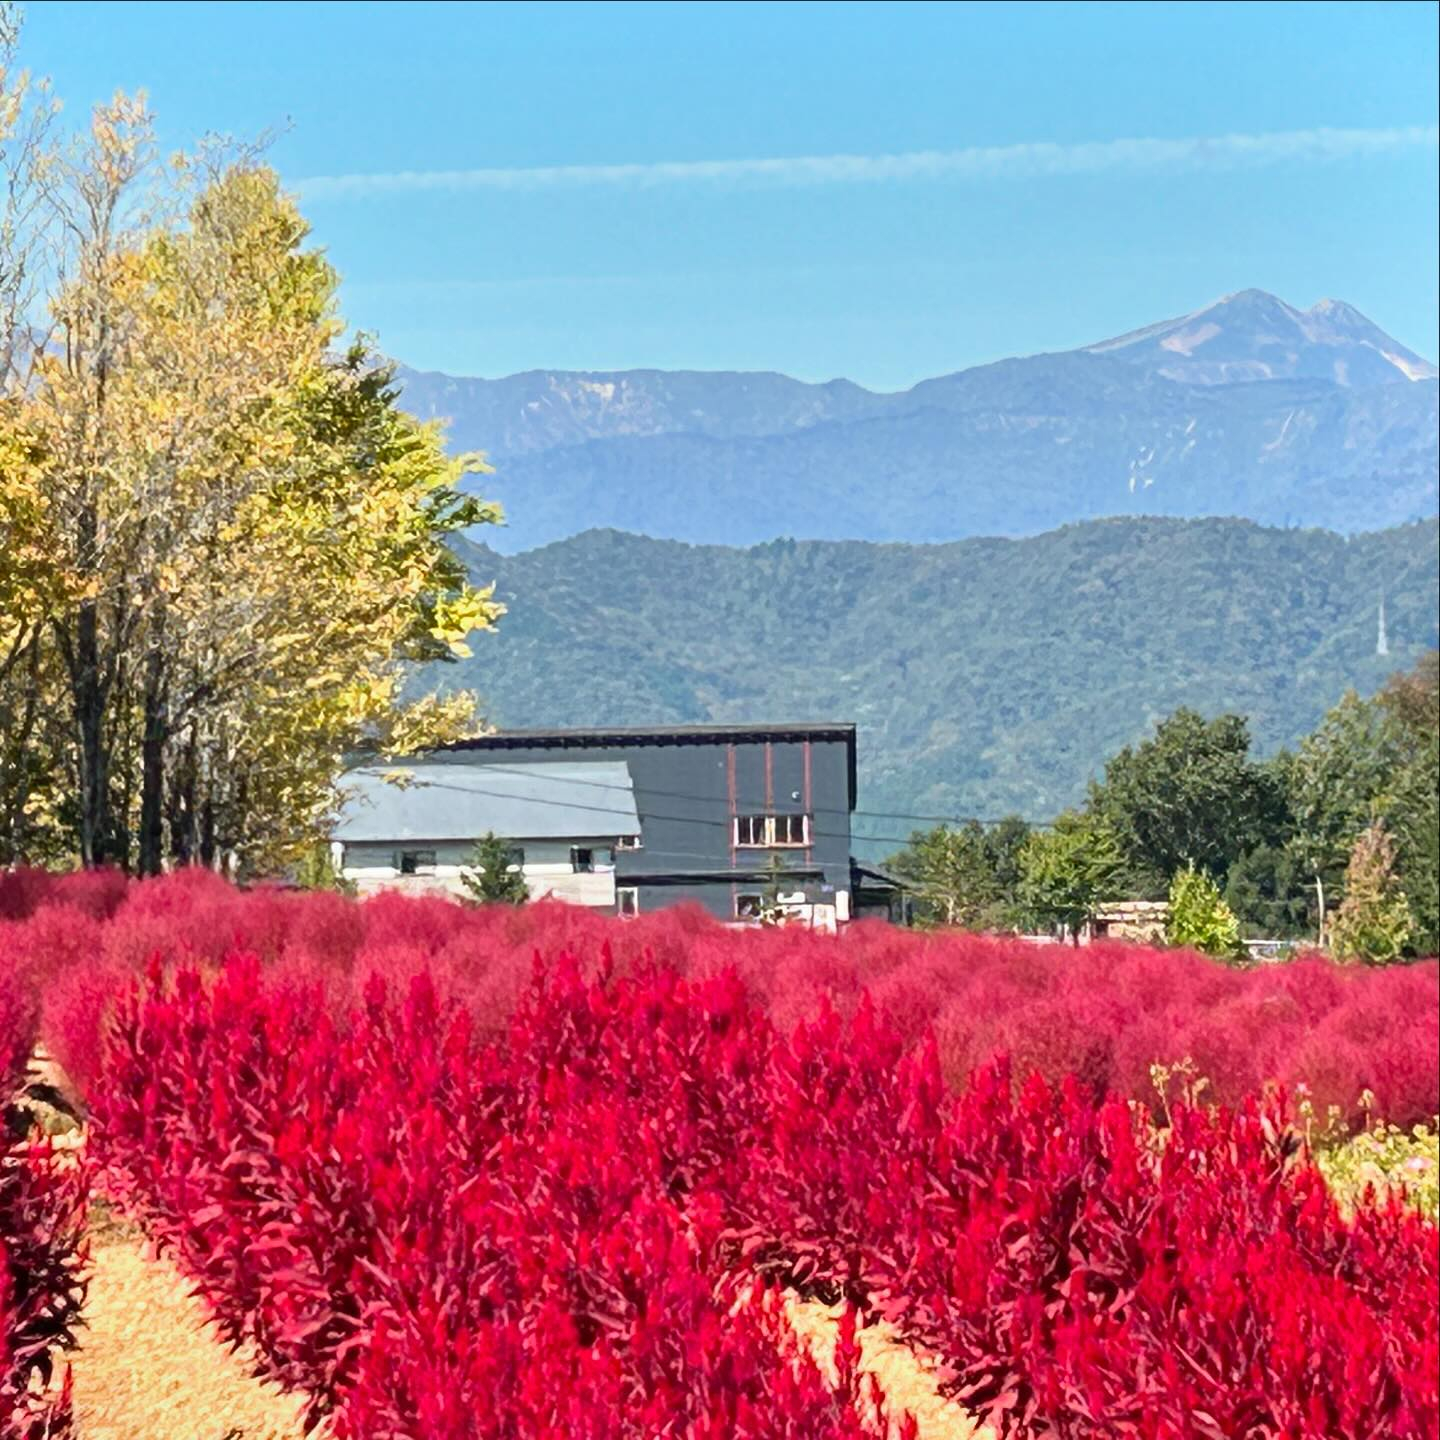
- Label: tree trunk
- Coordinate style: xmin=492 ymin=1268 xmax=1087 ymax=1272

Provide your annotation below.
xmin=168 ymin=727 xmax=197 ymax=866
xmin=0 ymin=639 xmax=43 ymax=863
xmin=199 ymin=791 xmax=217 ymax=870
xmin=137 ymin=636 xmax=168 ymax=876
xmin=71 ymin=595 xmax=113 ymax=868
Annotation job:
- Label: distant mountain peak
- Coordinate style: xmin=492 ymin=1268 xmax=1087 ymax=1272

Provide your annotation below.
xmin=1087 ymin=289 xmax=1437 ymax=386
xmin=395 ymin=287 xmax=1437 ymax=553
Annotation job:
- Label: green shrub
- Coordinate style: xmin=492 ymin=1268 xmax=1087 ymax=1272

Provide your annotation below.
xmin=293 ymin=843 xmax=356 ymax=895
xmin=1166 ymin=864 xmax=1244 ymax=960
xmin=460 ymin=832 xmax=529 ymax=906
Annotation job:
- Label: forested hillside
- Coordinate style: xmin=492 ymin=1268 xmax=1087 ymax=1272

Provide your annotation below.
xmin=438 ymin=516 xmax=1440 ymax=837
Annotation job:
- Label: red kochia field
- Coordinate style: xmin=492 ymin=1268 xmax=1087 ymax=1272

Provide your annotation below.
xmin=1 ymin=868 xmax=1438 ymax=1438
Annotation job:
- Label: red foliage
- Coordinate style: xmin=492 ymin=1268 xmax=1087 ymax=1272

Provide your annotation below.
xmin=0 ymin=867 xmax=127 ymax=924
xmin=0 ymin=948 xmax=87 ymax=1440
xmin=0 ymin=945 xmax=37 ymax=1097
xmin=5 ymin=868 xmax=1432 ymax=1124
xmin=0 ymin=872 xmax=1437 ymax=1433
xmin=0 ymin=1137 xmax=87 ymax=1440
xmin=75 ymin=938 xmax=1435 ymax=1436
xmin=87 ymin=956 xmax=894 ymax=1436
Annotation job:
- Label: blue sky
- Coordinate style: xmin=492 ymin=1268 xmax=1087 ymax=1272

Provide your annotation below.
xmin=20 ymin=0 xmax=1440 ymax=390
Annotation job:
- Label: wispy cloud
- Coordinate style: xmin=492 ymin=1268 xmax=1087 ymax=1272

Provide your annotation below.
xmin=295 ymin=125 xmax=1439 ymax=201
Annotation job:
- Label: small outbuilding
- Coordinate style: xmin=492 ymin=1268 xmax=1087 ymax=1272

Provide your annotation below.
xmin=1086 ymin=899 xmax=1170 ymax=945
xmin=331 ymin=759 xmax=640 ymax=909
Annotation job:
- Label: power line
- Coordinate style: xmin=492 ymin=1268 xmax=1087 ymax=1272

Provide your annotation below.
xmin=363 ymin=772 xmax=1046 ymax=853
xmin=368 ymin=759 xmax=1054 ymax=832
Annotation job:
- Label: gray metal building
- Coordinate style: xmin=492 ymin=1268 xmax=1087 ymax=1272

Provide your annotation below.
xmin=334 ymin=723 xmax=900 ymax=924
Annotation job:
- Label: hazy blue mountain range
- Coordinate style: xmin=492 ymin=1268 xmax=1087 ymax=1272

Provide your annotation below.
xmin=428 ymin=516 xmax=1440 ymax=843
xmin=398 ymin=291 xmax=1439 ymax=552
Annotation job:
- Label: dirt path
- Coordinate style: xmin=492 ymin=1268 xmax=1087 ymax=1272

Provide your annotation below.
xmin=69 ymin=1215 xmax=316 ymax=1440
xmin=783 ymin=1291 xmax=992 ymax=1440
xmin=12 ymin=1050 xmax=313 ymax=1439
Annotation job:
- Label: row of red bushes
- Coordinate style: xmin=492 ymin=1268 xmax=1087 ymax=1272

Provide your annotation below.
xmin=0 ymin=967 xmax=86 ymax=1440
xmin=1 ymin=868 xmax=1436 ymax=1436
xmin=76 ymin=947 xmax=1436 ymax=1437
xmin=93 ymin=958 xmax=894 ymax=1438
xmin=6 ymin=867 xmax=1436 ymax=1126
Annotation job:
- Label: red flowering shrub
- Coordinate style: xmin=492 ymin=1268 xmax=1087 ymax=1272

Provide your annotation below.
xmin=87 ymin=955 xmax=900 ymax=1436
xmin=0 ymin=1122 xmax=86 ymax=1440
xmin=0 ymin=959 xmax=87 ymax=1439
xmin=1 ymin=871 xmax=1437 ymax=1432
xmin=73 ymin=928 xmax=1435 ymax=1438
xmin=850 ymin=1067 xmax=1438 ymax=1436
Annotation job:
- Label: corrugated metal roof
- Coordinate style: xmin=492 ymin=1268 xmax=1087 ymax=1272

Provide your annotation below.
xmin=333 ymin=761 xmax=639 ymax=843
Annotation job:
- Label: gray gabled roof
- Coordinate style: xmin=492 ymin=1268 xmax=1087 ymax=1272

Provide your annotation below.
xmin=333 ymin=761 xmax=639 ymax=843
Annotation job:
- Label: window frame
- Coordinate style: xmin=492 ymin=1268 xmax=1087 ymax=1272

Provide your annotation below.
xmin=734 ymin=892 xmax=764 ymax=920
xmin=570 ymin=846 xmax=595 ymax=874
xmin=617 ymin=886 xmax=640 ymax=918
xmin=398 ymin=848 xmax=438 ymax=876
xmin=733 ymin=814 xmax=811 ymax=848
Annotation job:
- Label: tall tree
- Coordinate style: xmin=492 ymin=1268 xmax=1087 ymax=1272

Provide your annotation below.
xmin=889 ymin=822 xmax=996 ymax=927
xmin=1017 ymin=813 xmax=1123 ymax=942
xmin=1329 ymin=822 xmax=1415 ymax=966
xmin=1287 ymin=691 xmax=1406 ymax=885
xmin=1088 ymin=709 xmax=1287 ymax=893
xmin=1222 ymin=841 xmax=1312 ymax=940
xmin=1287 ymin=657 xmax=1438 ymax=953
xmin=1378 ymin=651 xmax=1439 ymax=954
xmin=0 ymin=38 xmax=506 ymax=873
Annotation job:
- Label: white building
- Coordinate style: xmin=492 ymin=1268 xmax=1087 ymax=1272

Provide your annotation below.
xmin=331 ymin=760 xmax=641 ymax=911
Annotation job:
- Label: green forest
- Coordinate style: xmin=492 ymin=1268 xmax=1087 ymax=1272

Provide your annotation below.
xmin=444 ymin=516 xmax=1439 ymax=830
xmin=887 ymin=652 xmax=1439 ymax=957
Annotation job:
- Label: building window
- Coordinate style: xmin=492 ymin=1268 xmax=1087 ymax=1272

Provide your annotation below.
xmin=571 ymin=847 xmax=594 ymax=873
xmin=734 ymin=814 xmax=811 ymax=848
xmin=616 ymin=833 xmax=643 ymax=851
xmin=617 ymin=887 xmax=639 ymax=917
xmin=735 ymin=893 xmax=764 ymax=920
xmin=503 ymin=846 xmax=525 ymax=871
xmin=398 ymin=848 xmax=437 ymax=875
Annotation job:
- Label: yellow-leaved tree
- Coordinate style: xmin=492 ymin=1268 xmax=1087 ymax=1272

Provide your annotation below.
xmin=0 ymin=19 xmax=504 ymax=873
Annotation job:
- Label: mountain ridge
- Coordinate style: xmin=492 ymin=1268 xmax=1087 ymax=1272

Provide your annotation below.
xmin=428 ymin=515 xmax=1440 ymax=841
xmin=397 ymin=289 xmax=1438 ymax=553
